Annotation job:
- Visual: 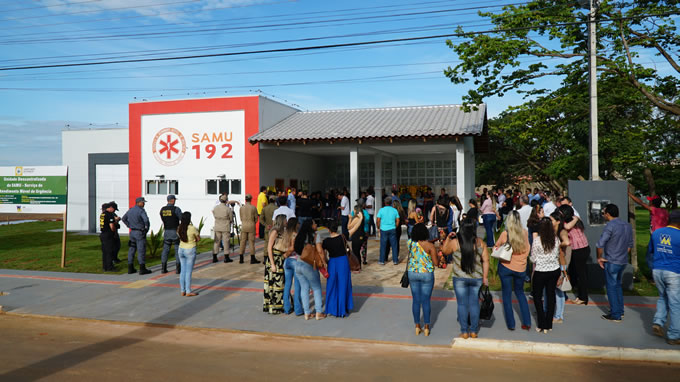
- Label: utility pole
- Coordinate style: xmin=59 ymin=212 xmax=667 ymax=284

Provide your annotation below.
xmin=589 ymin=0 xmax=600 ymax=180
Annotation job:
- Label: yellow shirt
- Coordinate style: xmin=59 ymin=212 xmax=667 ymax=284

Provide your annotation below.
xmin=257 ymin=192 xmax=267 ymax=214
xmin=179 ymin=224 xmax=199 ymax=249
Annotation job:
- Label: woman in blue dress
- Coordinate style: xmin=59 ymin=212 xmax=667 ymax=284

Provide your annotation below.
xmin=317 ymin=218 xmax=354 ymax=317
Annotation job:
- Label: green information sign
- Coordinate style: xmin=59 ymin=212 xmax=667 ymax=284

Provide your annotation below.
xmin=0 ymin=166 xmax=68 ymax=213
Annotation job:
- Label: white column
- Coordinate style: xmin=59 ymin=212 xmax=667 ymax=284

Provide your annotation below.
xmin=456 ymin=141 xmax=467 ymax=205
xmin=464 ymin=136 xmax=476 ymax=202
xmin=391 ymin=157 xmax=397 ymax=190
xmin=350 ymin=146 xmax=359 ymax=206
xmin=374 ymin=154 xmax=383 ymax=211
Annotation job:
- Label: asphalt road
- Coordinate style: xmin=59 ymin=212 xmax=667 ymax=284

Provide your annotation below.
xmin=1 ymin=315 xmax=678 ymax=382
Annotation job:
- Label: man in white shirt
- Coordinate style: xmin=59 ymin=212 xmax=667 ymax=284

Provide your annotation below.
xmin=366 ymin=192 xmax=376 ymax=236
xmin=517 ymin=195 xmax=532 ymax=230
xmin=542 ymin=192 xmax=557 ymax=217
xmin=273 ymin=196 xmax=295 ymax=222
xmin=562 ymin=196 xmax=581 ymax=218
xmin=338 ymin=192 xmax=351 ymax=238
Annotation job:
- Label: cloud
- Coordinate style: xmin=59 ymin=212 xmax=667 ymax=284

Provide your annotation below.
xmin=0 ymin=119 xmax=107 ymax=166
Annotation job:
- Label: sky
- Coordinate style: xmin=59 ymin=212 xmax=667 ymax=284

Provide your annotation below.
xmin=0 ymin=0 xmax=675 ymax=167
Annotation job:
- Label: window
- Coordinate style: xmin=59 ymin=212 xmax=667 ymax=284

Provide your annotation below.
xmin=206 ymin=178 xmax=242 ymax=195
xmin=145 ymin=179 xmax=178 ymax=195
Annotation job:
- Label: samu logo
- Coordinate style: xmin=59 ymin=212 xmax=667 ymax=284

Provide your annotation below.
xmin=660 ymin=234 xmax=671 ymax=246
xmin=152 ymin=128 xmax=186 ymax=166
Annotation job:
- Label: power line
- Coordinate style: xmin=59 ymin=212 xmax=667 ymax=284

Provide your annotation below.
xmin=2 ymin=10 xmax=677 ymax=72
xmin=0 ymin=2 xmax=520 ymax=44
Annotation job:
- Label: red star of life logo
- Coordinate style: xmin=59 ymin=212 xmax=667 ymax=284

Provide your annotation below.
xmin=152 ymin=127 xmax=186 ymax=166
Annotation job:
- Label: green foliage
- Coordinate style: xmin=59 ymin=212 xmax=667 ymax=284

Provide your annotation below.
xmin=445 ymin=0 xmax=680 ymax=116
xmin=146 ymin=226 xmax=164 ymax=258
xmin=197 ymin=216 xmax=205 ymax=236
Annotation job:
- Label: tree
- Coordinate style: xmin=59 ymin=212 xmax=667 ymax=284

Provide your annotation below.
xmin=445 ymin=0 xmax=680 ymax=116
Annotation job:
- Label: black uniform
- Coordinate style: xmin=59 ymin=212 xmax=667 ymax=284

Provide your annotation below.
xmin=112 ymin=211 xmax=122 ymax=263
xmin=100 ymin=210 xmax=116 ymax=271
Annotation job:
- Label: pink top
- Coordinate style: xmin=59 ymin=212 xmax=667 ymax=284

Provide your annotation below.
xmin=567 ymin=227 xmax=589 ymax=250
xmin=651 ymin=207 xmax=669 ymax=233
xmin=480 ymin=198 xmax=494 ymax=215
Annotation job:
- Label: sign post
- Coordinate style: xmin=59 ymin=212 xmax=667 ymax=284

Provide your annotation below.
xmin=0 ymin=166 xmax=69 ymax=267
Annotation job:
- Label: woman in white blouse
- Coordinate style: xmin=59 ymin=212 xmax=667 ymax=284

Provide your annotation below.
xmin=530 ymin=217 xmax=566 ymax=333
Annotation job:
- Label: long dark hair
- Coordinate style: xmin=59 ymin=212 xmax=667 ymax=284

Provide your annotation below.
xmin=178 ymin=211 xmax=192 ymax=242
xmin=558 ymin=205 xmax=584 ymax=231
xmin=294 ymin=219 xmax=315 ymax=251
xmin=458 ymin=217 xmax=478 ymax=274
xmin=527 ymin=205 xmax=543 ymax=231
xmin=537 ymin=217 xmax=556 ymax=253
xmin=550 ymin=209 xmax=565 ymax=234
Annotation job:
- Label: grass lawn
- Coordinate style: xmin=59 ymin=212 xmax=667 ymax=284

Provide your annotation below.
xmin=0 ymin=221 xmax=218 ymax=274
xmin=444 ymin=208 xmax=660 ymax=297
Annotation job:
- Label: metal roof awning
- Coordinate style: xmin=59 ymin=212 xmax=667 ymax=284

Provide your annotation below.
xmin=248 ymin=104 xmax=488 ymax=146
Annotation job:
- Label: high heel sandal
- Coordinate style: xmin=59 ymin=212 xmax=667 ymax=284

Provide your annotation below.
xmin=415 ymin=325 xmax=422 ymax=336
xmin=470 ymin=332 xmax=478 ymax=338
xmin=316 ymin=313 xmax=326 ymax=320
xmin=423 ymin=324 xmax=430 ymax=337
xmin=304 ymin=314 xmax=310 ymax=320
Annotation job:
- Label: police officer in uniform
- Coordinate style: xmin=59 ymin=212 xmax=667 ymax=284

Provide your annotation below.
xmin=99 ymin=203 xmax=117 ymax=271
xmin=109 ymin=201 xmax=122 ymax=264
xmin=122 ymin=197 xmax=152 ymax=275
xmin=239 ymin=194 xmax=261 ymax=264
xmin=160 ymin=194 xmax=182 ymax=274
xmin=213 ymin=194 xmax=234 ymax=263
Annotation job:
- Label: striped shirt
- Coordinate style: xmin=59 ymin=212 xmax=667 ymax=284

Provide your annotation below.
xmin=567 ymin=227 xmax=589 ymax=250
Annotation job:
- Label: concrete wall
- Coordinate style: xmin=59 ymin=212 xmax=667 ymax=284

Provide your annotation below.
xmin=61 ymin=128 xmax=129 ymax=231
xmin=258 ymin=96 xmax=298 ymax=132
xmin=259 ymin=149 xmax=327 ymax=192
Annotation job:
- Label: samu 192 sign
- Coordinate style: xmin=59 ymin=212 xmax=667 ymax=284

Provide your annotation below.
xmin=0 ymin=166 xmax=68 ymax=214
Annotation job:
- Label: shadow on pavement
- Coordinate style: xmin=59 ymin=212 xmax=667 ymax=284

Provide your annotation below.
xmin=0 ymin=278 xmax=232 ymax=381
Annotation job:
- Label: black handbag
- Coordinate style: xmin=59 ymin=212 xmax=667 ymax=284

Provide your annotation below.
xmin=400 ymin=241 xmax=412 ymax=288
xmin=478 ymin=285 xmax=494 ymax=320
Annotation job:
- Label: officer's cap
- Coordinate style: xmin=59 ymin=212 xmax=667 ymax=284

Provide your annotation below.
xmin=135 ymin=197 xmax=147 ymax=204
xmin=167 ymin=194 xmax=176 ymax=201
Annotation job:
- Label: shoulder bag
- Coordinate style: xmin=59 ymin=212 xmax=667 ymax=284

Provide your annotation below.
xmin=557 ymin=271 xmax=572 ymax=292
xmin=341 ymin=235 xmax=362 ymax=272
xmin=491 ymin=243 xmax=513 ymax=262
xmin=300 ymin=243 xmax=321 ymax=268
xmin=400 ymin=241 xmax=412 ymax=288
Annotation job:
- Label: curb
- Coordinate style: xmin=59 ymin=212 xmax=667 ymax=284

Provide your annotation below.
xmin=451 ymin=338 xmax=680 ymax=364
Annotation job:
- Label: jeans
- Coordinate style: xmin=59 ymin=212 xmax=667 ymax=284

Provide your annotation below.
xmin=283 ymin=257 xmax=303 ymax=315
xmin=297 ymin=217 xmax=311 ymax=232
xmin=653 ymin=269 xmax=680 ymax=340
xmin=295 ymin=260 xmax=323 ymax=315
xmin=408 ymin=271 xmax=434 ymax=325
xmin=482 ymin=214 xmax=496 ymax=247
xmin=161 ymin=229 xmax=180 ymax=267
xmin=604 ymin=262 xmax=626 ymax=319
xmin=453 ymin=277 xmax=483 ymax=333
xmin=178 ymin=247 xmax=196 ymax=293
xmin=379 ymin=229 xmax=399 ymax=264
xmin=341 ymin=215 xmax=349 ymax=238
xmin=498 ymin=263 xmax=531 ymax=329
xmin=368 ymin=214 xmax=376 ymax=236
xmin=532 ymin=269 xmax=560 ymax=330
xmin=542 ymin=287 xmax=566 ymax=320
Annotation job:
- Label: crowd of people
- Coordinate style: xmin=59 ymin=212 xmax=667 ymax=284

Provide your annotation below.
xmin=99 ymin=184 xmax=680 ymax=345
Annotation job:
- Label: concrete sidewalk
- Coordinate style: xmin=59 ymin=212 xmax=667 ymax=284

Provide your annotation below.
xmin=1 ymin=248 xmax=678 ymax=363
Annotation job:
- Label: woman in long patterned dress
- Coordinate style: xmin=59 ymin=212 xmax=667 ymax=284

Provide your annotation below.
xmin=264 ymin=214 xmax=288 ymax=314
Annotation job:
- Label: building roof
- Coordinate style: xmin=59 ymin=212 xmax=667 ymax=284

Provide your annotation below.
xmin=248 ymin=104 xmax=486 ymax=143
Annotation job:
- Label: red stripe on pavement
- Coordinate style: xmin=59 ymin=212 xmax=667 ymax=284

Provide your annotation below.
xmin=0 ymin=274 xmax=127 ymax=285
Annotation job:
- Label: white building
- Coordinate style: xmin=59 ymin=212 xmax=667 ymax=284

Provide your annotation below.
xmin=62 ymin=95 xmax=487 ymax=233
